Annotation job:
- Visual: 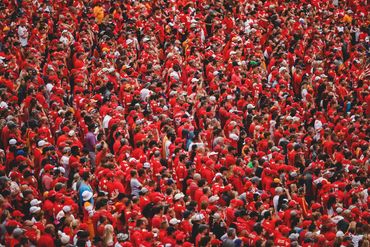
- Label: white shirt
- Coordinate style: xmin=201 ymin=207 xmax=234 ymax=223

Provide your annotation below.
xmin=103 ymin=115 xmax=112 ymax=129
xmin=273 ymin=195 xmax=280 ymax=213
xmin=140 ymin=88 xmax=152 ymax=101
xmin=18 ymin=25 xmax=29 ymax=46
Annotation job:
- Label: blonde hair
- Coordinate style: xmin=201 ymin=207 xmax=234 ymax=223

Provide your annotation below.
xmin=103 ymin=224 xmax=114 ymax=246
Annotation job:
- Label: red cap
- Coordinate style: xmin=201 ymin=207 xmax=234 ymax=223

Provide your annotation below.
xmin=279 ymin=225 xmax=291 ymax=235
xmin=79 ymin=223 xmax=89 ymax=231
xmin=6 ymin=220 xmax=21 ymax=228
xmin=211 ymin=239 xmax=222 ymax=245
xmin=44 ymin=164 xmax=54 ymax=171
xmin=121 ymin=243 xmax=133 ymax=247
xmin=311 ymin=203 xmax=321 ymax=210
xmin=288 ymin=200 xmax=298 ymax=207
xmin=302 ymin=220 xmax=312 ymax=228
xmin=175 ymin=232 xmax=186 ymax=241
xmin=12 ymin=210 xmax=25 ymax=218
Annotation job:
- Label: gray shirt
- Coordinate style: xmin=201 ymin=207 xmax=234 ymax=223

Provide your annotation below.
xmin=130 ymin=178 xmax=142 ymax=196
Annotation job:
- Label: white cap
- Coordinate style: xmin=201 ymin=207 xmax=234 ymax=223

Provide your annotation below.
xmin=126 ymin=39 xmax=133 ymax=45
xmin=59 ymin=231 xmax=70 ymax=244
xmin=141 ymin=187 xmax=149 ymax=193
xmin=279 ymin=67 xmax=288 ymax=73
xmin=275 ymin=187 xmax=284 ymax=194
xmin=30 ymin=206 xmax=41 ymax=214
xmin=208 ymin=152 xmax=218 ymax=157
xmin=213 ymin=173 xmax=223 ymax=180
xmin=247 ymin=104 xmax=255 ymax=109
xmin=336 ymin=207 xmax=343 ymax=214
xmin=143 ymin=162 xmax=151 ymax=168
xmin=290 ymin=171 xmax=298 ymax=177
xmin=314 ymin=120 xmax=323 ymax=131
xmin=8 ymin=139 xmax=17 ymax=145
xmin=128 ymin=157 xmax=137 ymax=163
xmin=192 ymin=213 xmax=205 ymax=221
xmin=208 ymin=195 xmax=219 ymax=203
xmin=30 ymin=199 xmax=42 ymax=206
xmin=169 ymin=218 xmax=181 ymax=225
xmin=37 ymin=140 xmax=47 ymax=147
xmin=336 ymin=231 xmax=344 ymax=238
xmin=213 ymin=213 xmax=221 ymax=219
xmin=58 ymin=167 xmax=66 ymax=174
xmin=63 ymin=205 xmax=71 ymax=213
xmin=0 ymin=101 xmax=8 ymax=109
xmin=82 ymin=191 xmax=93 ymax=201
xmin=229 ymin=133 xmax=239 ymax=141
xmin=174 ymin=193 xmax=185 ymax=201
xmin=331 ymin=215 xmax=344 ymax=224
xmin=46 ymin=83 xmax=54 ymax=92
xmin=68 ymin=130 xmax=75 ymax=137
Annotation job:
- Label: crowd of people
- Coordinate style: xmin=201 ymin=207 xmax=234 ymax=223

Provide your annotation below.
xmin=0 ymin=0 xmax=369 ymax=246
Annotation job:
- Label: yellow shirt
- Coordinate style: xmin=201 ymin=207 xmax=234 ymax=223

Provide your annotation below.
xmin=343 ymin=14 xmax=352 ymax=24
xmin=93 ymin=6 xmax=105 ymax=24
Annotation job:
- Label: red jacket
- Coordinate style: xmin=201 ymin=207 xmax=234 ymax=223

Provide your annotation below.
xmin=38 ymin=233 xmax=55 ymax=247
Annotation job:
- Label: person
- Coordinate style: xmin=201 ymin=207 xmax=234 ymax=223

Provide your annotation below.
xmin=77 ymin=170 xmax=94 ymax=209
xmin=38 ymin=224 xmax=55 ymax=247
xmin=82 ymin=190 xmax=95 ymax=239
xmin=129 ymin=170 xmax=142 ymax=197
xmin=221 ymin=228 xmax=238 ymax=247
xmin=211 ymin=213 xmax=227 ymax=239
xmin=84 ymin=125 xmax=97 ymax=171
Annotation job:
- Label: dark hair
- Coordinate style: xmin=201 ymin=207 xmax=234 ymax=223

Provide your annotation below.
xmin=71 ymin=146 xmax=80 ymax=156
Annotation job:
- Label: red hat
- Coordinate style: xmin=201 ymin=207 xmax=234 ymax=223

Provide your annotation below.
xmin=10 ymin=172 xmax=22 ymax=180
xmin=288 ymin=200 xmax=298 ymax=207
xmin=211 ymin=239 xmax=222 ymax=245
xmin=261 ymin=193 xmax=270 ymax=200
xmin=6 ymin=220 xmax=21 ymax=228
xmin=351 ymin=207 xmax=361 ymax=216
xmin=121 ymin=243 xmax=133 ymax=247
xmin=175 ymin=231 xmax=186 ymax=241
xmin=48 ymin=190 xmax=57 ymax=198
xmin=225 ymin=155 xmax=236 ymax=166
xmin=325 ymin=232 xmax=336 ymax=241
xmin=311 ymin=203 xmax=321 ymax=210
xmin=44 ymin=164 xmax=54 ymax=172
xmin=55 ymin=192 xmax=64 ymax=201
xmin=79 ymin=223 xmax=89 ymax=231
xmin=12 ymin=210 xmax=25 ymax=218
xmin=16 ymin=156 xmax=27 ymax=162
xmin=230 ymin=199 xmax=243 ymax=207
xmin=280 ymin=226 xmax=291 ymax=235
xmin=362 ymin=211 xmax=370 ymax=219
xmin=34 ymin=222 xmax=45 ymax=232
xmin=302 ymin=220 xmax=312 ymax=228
